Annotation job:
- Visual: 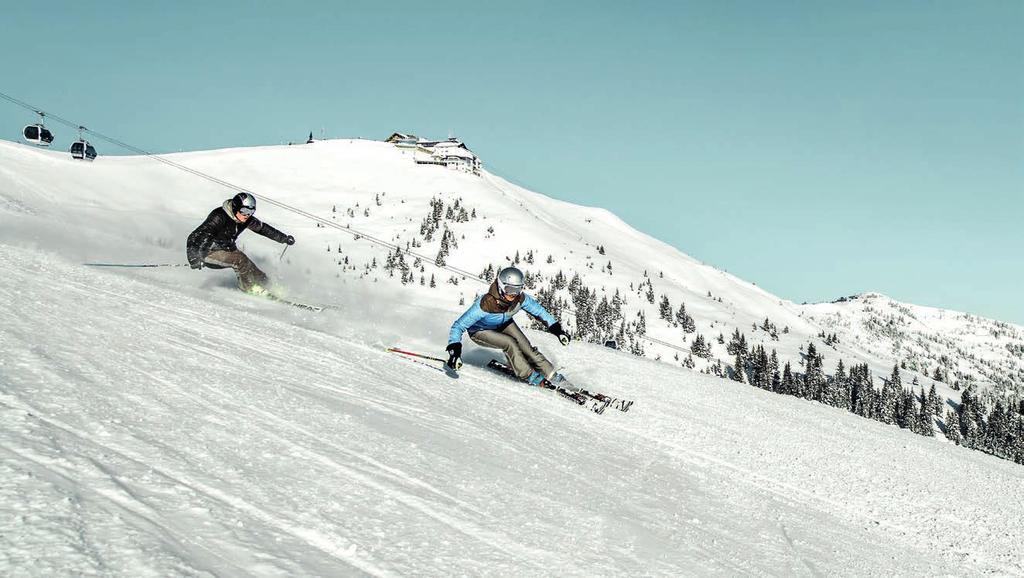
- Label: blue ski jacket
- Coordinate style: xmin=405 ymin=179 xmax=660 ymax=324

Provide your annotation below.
xmin=449 ymin=293 xmax=557 ymax=344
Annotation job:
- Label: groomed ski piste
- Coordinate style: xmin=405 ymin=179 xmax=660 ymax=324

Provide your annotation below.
xmin=1 ymin=138 xmax=1022 ymax=576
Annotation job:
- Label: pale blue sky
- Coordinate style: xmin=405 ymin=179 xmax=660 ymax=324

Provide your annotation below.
xmin=2 ymin=1 xmax=1022 ymax=323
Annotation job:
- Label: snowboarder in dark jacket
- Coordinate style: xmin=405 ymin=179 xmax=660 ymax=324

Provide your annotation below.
xmin=446 ymin=266 xmax=572 ymax=386
xmin=186 ymin=192 xmax=295 ymax=294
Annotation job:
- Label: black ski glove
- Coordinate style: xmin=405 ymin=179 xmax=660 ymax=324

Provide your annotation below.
xmin=549 ymin=322 xmax=571 ymax=346
xmin=189 ymin=258 xmax=204 ymax=270
xmin=285 ymin=235 xmax=296 ymax=245
xmin=446 ymin=342 xmax=463 ymax=370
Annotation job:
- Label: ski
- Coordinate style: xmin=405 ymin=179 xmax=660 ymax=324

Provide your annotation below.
xmin=485 ymin=360 xmax=609 ymax=415
xmin=581 ymin=391 xmax=626 ymax=414
xmin=560 ymin=379 xmax=634 ymax=413
xmin=246 ymin=290 xmax=324 ymax=311
xmin=269 ymin=296 xmax=323 ymax=312
xmin=512 ymin=363 xmax=633 ymax=413
xmin=386 ymin=348 xmax=624 ymax=415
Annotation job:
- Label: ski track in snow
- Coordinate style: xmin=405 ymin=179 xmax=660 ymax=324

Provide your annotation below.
xmin=2 ymin=138 xmax=1024 ymax=576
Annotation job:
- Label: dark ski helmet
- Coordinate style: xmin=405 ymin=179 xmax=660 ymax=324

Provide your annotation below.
xmin=497 ymin=266 xmax=525 ymax=297
xmin=231 ymin=192 xmax=257 ymax=216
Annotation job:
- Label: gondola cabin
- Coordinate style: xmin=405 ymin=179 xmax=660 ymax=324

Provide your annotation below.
xmin=70 ymin=140 xmax=98 ymax=161
xmin=23 ymin=124 xmax=55 ymax=146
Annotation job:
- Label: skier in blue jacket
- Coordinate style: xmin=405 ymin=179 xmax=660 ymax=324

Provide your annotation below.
xmin=447 ymin=266 xmax=572 ymax=385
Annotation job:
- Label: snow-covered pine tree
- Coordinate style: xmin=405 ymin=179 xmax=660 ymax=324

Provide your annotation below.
xmin=726 ymin=329 xmax=747 ymax=356
xmin=804 ymin=343 xmax=825 ymax=401
xmin=928 ymin=383 xmax=942 ymax=417
xmin=781 ymin=362 xmax=795 ymax=396
xmin=684 ymin=354 xmax=696 ymax=369
xmin=731 ymin=350 xmax=745 ymax=383
xmin=944 ymin=409 xmax=963 ymax=444
xmin=675 ymin=303 xmax=696 ymax=333
xmin=848 ymin=363 xmax=869 ymax=417
xmin=595 ymin=296 xmax=613 ymax=338
xmin=877 ymin=365 xmax=901 ymax=425
xmin=659 ymin=295 xmax=672 ymax=322
xmin=629 ymin=336 xmax=645 ymax=356
xmin=827 ymin=359 xmax=847 ymax=408
xmin=572 ymin=287 xmax=597 ymax=341
xmin=983 ymin=401 xmax=1010 ymax=457
xmin=533 ymin=286 xmax=563 ymax=328
xmin=523 ymin=270 xmax=538 ymax=290
xmin=770 ymin=354 xmax=781 ymax=392
xmin=552 ymin=270 xmax=567 ymax=290
xmin=960 ymin=401 xmax=980 ymax=449
xmin=568 ymin=272 xmax=582 ymax=295
xmin=896 ymin=389 xmax=916 ymax=430
xmin=431 ymin=197 xmax=444 ymax=222
xmin=611 ymin=289 xmax=624 ymax=320
xmin=690 ymin=334 xmax=711 ymax=359
xmin=752 ymin=345 xmax=770 ymax=389
xmin=918 ymin=387 xmax=934 ymax=436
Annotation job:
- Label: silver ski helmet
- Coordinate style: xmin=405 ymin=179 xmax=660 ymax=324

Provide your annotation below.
xmin=496 ymin=266 xmax=525 ymax=297
xmin=231 ymin=192 xmax=257 ymax=216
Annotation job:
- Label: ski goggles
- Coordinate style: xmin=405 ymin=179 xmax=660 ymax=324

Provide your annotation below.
xmin=238 ymin=206 xmax=255 ymax=216
xmin=500 ymin=283 xmax=524 ymax=296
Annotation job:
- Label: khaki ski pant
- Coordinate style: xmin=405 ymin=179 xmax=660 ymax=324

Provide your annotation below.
xmin=204 ymin=249 xmax=269 ymax=293
xmin=470 ymin=321 xmax=554 ymax=380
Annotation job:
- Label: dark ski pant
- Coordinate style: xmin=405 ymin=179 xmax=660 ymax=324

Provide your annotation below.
xmin=470 ymin=321 xmax=554 ymax=380
xmin=204 ymin=249 xmax=269 ymax=293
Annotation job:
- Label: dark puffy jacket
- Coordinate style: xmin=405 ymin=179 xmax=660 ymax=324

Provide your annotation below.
xmin=186 ymin=201 xmax=289 ymax=265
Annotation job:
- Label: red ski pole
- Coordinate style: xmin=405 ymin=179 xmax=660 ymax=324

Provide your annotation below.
xmin=386 ymin=347 xmax=447 ymax=364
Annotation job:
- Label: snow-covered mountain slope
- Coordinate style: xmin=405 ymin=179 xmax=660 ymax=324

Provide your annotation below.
xmin=2 ymin=137 xmax=1023 ymax=574
xmin=3 ymin=241 xmax=1024 ymax=576
xmin=803 ymin=292 xmax=1024 ymax=396
xmin=6 ymin=136 xmax=1020 ymax=407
